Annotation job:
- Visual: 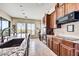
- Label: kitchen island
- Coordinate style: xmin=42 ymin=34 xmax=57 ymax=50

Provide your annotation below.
xmin=0 ymin=37 xmax=27 ymax=56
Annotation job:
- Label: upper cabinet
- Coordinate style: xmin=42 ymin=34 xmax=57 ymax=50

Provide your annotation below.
xmin=64 ymin=3 xmax=75 ymax=15
xmin=64 ymin=3 xmax=79 ymax=15
xmin=55 ymin=4 xmax=65 ymax=19
xmin=43 ymin=14 xmax=51 ymax=28
xmin=50 ymin=11 xmax=56 ymax=28
xmin=56 ymin=3 xmax=79 ymax=19
xmin=43 ymin=3 xmax=79 ymax=29
xmin=46 ymin=14 xmax=51 ymax=28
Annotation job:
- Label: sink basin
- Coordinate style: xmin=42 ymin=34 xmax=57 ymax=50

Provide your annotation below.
xmin=0 ymin=38 xmax=24 ymax=48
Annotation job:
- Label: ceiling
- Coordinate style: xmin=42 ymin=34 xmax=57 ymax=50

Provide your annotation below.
xmin=0 ymin=3 xmax=56 ymax=20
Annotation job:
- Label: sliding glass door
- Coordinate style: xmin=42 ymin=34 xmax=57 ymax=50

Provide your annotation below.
xmin=16 ymin=23 xmax=26 ymax=38
xmin=27 ymin=23 xmax=35 ymax=35
xmin=16 ymin=23 xmax=35 ymax=38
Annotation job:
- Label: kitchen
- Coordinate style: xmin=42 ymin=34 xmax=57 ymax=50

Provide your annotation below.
xmin=42 ymin=3 xmax=79 ymax=56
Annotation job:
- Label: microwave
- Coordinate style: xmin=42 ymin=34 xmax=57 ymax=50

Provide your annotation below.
xmin=56 ymin=11 xmax=79 ymax=25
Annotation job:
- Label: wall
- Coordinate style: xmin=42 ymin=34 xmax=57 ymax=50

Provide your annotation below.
xmin=0 ymin=9 xmax=11 ymax=21
xmin=12 ymin=17 xmax=41 ymax=38
xmin=54 ymin=21 xmax=79 ymax=38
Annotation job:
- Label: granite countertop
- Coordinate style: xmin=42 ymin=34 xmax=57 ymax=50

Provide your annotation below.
xmin=0 ymin=37 xmax=27 ymax=56
xmin=54 ymin=34 xmax=79 ymax=43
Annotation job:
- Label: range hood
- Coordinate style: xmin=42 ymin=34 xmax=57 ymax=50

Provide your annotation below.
xmin=56 ymin=11 xmax=79 ymax=25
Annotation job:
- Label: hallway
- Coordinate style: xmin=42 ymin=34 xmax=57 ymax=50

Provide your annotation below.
xmin=29 ymin=38 xmax=57 ymax=56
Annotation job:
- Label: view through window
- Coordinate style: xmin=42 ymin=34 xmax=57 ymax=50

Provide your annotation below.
xmin=0 ymin=18 xmax=10 ymax=42
xmin=16 ymin=23 xmax=26 ymax=38
xmin=17 ymin=23 xmax=35 ymax=37
xmin=27 ymin=23 xmax=35 ymax=35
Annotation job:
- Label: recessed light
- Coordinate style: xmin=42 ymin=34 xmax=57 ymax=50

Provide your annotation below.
xmin=20 ymin=5 xmax=23 ymax=7
xmin=22 ymin=13 xmax=25 ymax=15
xmin=24 ymin=16 xmax=27 ymax=18
xmin=21 ymin=10 xmax=24 ymax=11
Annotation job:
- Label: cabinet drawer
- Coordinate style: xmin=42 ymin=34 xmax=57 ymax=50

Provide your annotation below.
xmin=62 ymin=40 xmax=75 ymax=48
xmin=60 ymin=44 xmax=75 ymax=56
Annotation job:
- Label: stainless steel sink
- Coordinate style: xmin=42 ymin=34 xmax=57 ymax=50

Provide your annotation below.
xmin=0 ymin=38 xmax=24 ymax=48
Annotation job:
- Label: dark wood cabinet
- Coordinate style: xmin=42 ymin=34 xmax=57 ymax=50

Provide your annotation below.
xmin=52 ymin=37 xmax=62 ymax=56
xmin=51 ymin=36 xmax=76 ymax=56
xmin=55 ymin=3 xmax=79 ymax=19
xmin=60 ymin=44 xmax=75 ymax=56
xmin=46 ymin=14 xmax=51 ymax=28
xmin=43 ymin=3 xmax=79 ymax=29
xmin=75 ymin=43 xmax=79 ymax=56
xmin=47 ymin=35 xmax=53 ymax=50
xmin=55 ymin=4 xmax=65 ymax=19
xmin=60 ymin=40 xmax=75 ymax=56
xmin=45 ymin=35 xmax=79 ymax=56
xmin=50 ymin=11 xmax=57 ymax=28
xmin=43 ymin=14 xmax=51 ymax=28
xmin=53 ymin=40 xmax=60 ymax=55
xmin=43 ymin=14 xmax=54 ymax=35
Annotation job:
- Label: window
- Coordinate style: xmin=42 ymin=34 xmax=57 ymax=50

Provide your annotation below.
xmin=27 ymin=23 xmax=35 ymax=35
xmin=0 ymin=19 xmax=1 ymax=37
xmin=31 ymin=24 xmax=35 ymax=35
xmin=0 ymin=17 xmax=10 ymax=40
xmin=16 ymin=23 xmax=26 ymax=37
xmin=2 ymin=19 xmax=9 ymax=36
xmin=16 ymin=23 xmax=35 ymax=37
xmin=27 ymin=24 xmax=32 ymax=34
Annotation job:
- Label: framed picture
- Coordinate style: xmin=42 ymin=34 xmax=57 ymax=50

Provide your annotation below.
xmin=67 ymin=25 xmax=74 ymax=32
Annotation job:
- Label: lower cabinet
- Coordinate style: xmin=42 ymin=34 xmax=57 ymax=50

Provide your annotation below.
xmin=53 ymin=41 xmax=60 ymax=55
xmin=47 ymin=35 xmax=53 ymax=50
xmin=60 ymin=40 xmax=75 ymax=56
xmin=75 ymin=44 xmax=79 ymax=56
xmin=75 ymin=50 xmax=79 ymax=56
xmin=52 ymin=37 xmax=62 ymax=56
xmin=46 ymin=36 xmax=79 ymax=56
xmin=60 ymin=44 xmax=75 ymax=56
xmin=49 ymin=39 xmax=53 ymax=50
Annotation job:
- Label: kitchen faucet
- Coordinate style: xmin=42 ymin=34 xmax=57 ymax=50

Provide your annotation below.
xmin=1 ymin=27 xmax=15 ymax=43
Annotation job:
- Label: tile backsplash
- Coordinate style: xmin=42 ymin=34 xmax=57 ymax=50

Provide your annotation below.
xmin=54 ymin=21 xmax=79 ymax=37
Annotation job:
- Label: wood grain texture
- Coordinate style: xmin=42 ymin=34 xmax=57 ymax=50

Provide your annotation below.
xmin=75 ymin=44 xmax=79 ymax=56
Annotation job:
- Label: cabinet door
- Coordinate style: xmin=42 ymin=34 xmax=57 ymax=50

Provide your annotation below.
xmin=47 ymin=39 xmax=50 ymax=48
xmin=49 ymin=39 xmax=53 ymax=50
xmin=60 ymin=44 xmax=74 ymax=56
xmin=47 ymin=37 xmax=53 ymax=50
xmin=75 ymin=4 xmax=79 ymax=11
xmin=56 ymin=4 xmax=65 ymax=19
xmin=53 ymin=40 xmax=60 ymax=55
xmin=46 ymin=14 xmax=51 ymax=28
xmin=75 ymin=43 xmax=79 ymax=56
xmin=75 ymin=50 xmax=79 ymax=56
xmin=50 ymin=11 xmax=56 ymax=28
xmin=64 ymin=3 xmax=75 ymax=15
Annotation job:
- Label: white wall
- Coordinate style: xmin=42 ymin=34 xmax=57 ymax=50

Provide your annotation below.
xmin=54 ymin=21 xmax=79 ymax=38
xmin=0 ymin=9 xmax=11 ymax=21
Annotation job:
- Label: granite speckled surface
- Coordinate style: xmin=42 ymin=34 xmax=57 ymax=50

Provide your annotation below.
xmin=0 ymin=37 xmax=27 ymax=56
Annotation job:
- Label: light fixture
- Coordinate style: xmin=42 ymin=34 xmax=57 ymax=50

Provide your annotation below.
xmin=21 ymin=10 xmax=24 ymax=11
xmin=22 ymin=12 xmax=25 ymax=15
xmin=20 ymin=5 xmax=23 ymax=7
xmin=24 ymin=16 xmax=27 ymax=19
